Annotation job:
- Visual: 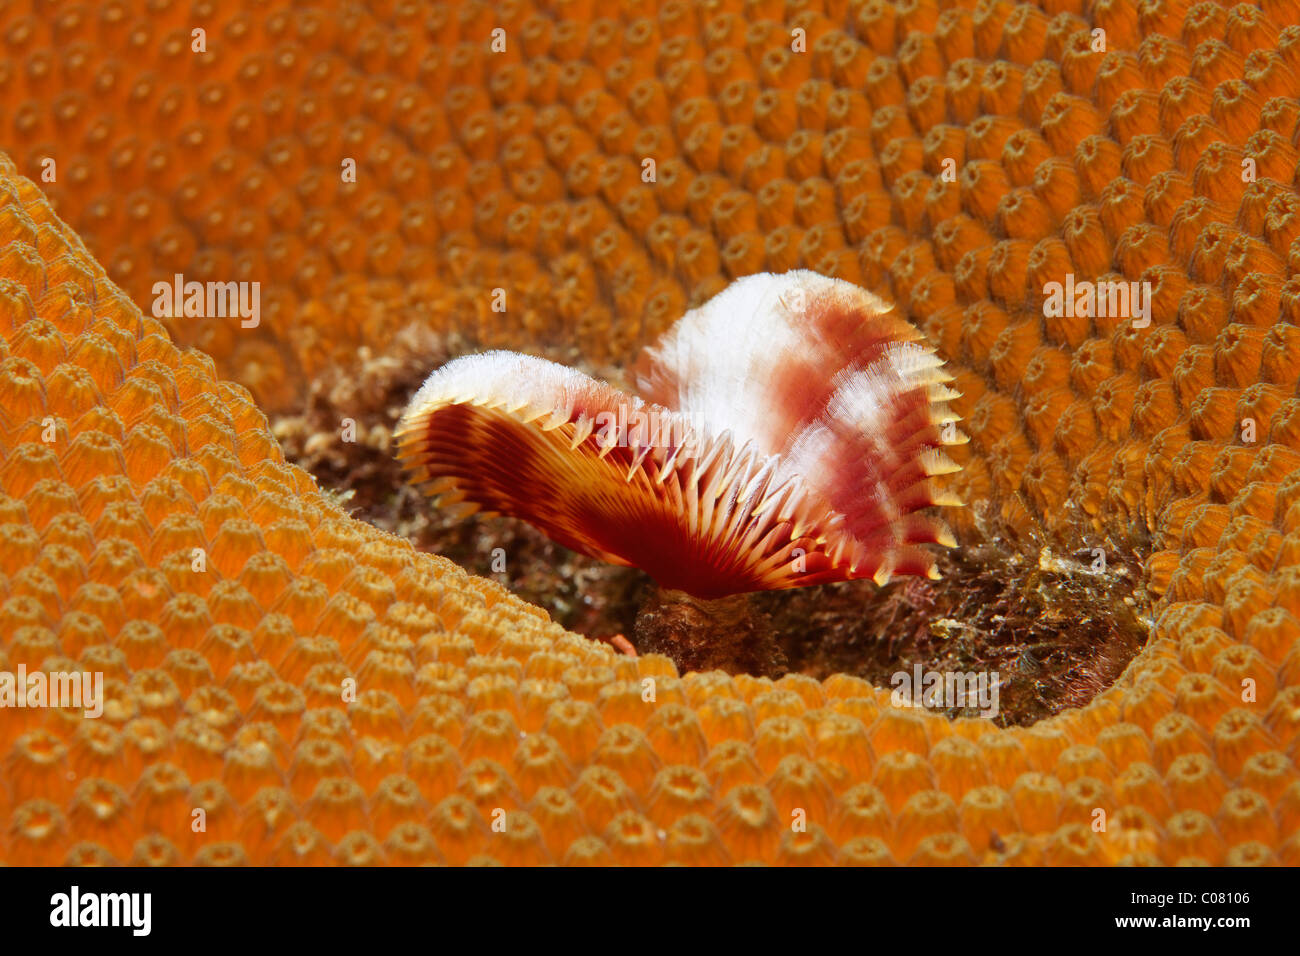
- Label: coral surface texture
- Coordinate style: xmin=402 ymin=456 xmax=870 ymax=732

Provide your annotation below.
xmin=2 ymin=0 xmax=1300 ymax=865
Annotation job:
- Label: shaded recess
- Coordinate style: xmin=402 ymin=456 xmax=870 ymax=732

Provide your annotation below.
xmin=282 ymin=356 xmax=1151 ymax=727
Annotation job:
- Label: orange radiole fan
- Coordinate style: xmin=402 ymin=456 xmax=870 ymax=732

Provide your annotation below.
xmin=396 ymin=271 xmax=965 ymax=599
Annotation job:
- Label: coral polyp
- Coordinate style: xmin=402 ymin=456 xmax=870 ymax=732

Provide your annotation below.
xmin=397 ymin=271 xmax=963 ymax=598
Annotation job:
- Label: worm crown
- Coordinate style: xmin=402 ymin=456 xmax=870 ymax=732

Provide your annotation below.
xmin=397 ymin=270 xmax=965 ymax=598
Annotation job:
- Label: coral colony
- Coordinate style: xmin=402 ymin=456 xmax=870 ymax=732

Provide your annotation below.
xmin=2 ymin=0 xmax=1300 ymax=873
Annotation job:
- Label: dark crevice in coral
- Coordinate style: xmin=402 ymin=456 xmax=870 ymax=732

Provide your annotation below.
xmin=278 ymin=354 xmax=1153 ymax=729
xmin=634 ymin=590 xmax=788 ymax=677
xmin=753 ymin=506 xmax=1153 ymax=727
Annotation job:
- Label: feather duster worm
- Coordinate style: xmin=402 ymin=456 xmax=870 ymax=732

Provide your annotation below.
xmin=396 ymin=271 xmax=964 ymax=599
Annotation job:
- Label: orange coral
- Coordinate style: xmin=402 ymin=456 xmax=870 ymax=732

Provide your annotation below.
xmin=3 ymin=0 xmax=1300 ymax=867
